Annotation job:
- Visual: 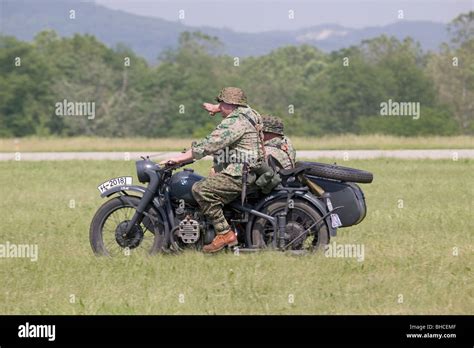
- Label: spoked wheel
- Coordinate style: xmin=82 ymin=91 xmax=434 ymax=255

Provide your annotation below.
xmin=90 ymin=195 xmax=167 ymax=256
xmin=249 ymin=199 xmax=329 ymax=252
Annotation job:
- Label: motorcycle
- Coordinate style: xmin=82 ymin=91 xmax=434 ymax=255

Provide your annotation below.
xmin=89 ymin=157 xmax=373 ymax=256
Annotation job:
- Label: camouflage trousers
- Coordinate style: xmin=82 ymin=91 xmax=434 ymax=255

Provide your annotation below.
xmin=191 ymin=173 xmax=242 ymax=234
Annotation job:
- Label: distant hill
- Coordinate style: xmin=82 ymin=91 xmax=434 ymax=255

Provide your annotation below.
xmin=1 ymin=0 xmax=449 ymax=62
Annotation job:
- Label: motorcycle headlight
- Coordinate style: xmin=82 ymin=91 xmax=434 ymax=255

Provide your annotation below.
xmin=136 ymin=160 xmax=157 ymax=183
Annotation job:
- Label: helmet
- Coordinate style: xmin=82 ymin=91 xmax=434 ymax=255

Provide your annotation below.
xmin=215 ymin=87 xmax=248 ymax=106
xmin=262 ymin=115 xmax=284 ymax=135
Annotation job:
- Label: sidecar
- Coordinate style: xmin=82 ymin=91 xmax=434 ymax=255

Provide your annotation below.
xmin=279 ymin=161 xmax=373 ymax=228
xmin=306 ymin=175 xmax=367 ymax=227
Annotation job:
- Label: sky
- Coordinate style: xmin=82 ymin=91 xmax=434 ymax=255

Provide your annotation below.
xmin=94 ymin=0 xmax=473 ymax=32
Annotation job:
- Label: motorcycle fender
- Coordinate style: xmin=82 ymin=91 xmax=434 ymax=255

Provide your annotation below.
xmin=100 ymin=185 xmax=166 ymax=216
xmin=100 ymin=185 xmax=146 ymax=198
xmin=299 ymin=192 xmax=337 ymax=237
xmin=254 ymin=191 xmax=337 ymax=237
xmin=100 ymin=185 xmax=171 ymax=244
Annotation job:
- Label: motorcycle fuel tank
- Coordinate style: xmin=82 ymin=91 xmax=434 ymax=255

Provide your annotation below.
xmin=168 ymin=169 xmax=204 ymax=204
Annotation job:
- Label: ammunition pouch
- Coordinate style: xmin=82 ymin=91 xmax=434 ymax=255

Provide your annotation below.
xmin=252 ymin=162 xmax=281 ymax=194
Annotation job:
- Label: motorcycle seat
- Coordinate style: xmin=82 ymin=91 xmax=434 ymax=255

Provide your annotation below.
xmin=278 ymin=165 xmax=309 ymax=177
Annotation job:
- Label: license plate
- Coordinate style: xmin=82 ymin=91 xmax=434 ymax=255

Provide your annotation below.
xmin=97 ymin=176 xmax=132 ymax=194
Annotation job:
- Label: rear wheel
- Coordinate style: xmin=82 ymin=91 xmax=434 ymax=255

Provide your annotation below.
xmin=89 ymin=195 xmax=167 ymax=256
xmin=249 ymin=199 xmax=329 ymax=252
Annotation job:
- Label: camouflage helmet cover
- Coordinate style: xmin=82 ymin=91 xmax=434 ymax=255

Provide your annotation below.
xmin=215 ymin=87 xmax=248 ymax=106
xmin=262 ymin=115 xmax=284 ymax=135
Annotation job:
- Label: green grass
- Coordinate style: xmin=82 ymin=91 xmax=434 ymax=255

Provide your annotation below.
xmin=1 ymin=135 xmax=473 ymax=152
xmin=0 ymin=159 xmax=472 ymax=314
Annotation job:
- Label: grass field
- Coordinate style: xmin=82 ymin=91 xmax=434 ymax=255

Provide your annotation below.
xmin=1 ymin=135 xmax=473 ymax=152
xmin=0 ymin=158 xmax=472 ymax=314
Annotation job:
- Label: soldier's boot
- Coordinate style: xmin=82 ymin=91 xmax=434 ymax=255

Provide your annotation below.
xmin=203 ymin=230 xmax=237 ymax=253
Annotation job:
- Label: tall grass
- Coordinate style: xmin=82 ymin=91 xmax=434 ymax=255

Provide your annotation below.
xmin=0 ymin=159 xmax=472 ymax=314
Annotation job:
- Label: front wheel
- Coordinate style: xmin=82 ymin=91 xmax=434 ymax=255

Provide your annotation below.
xmin=89 ymin=195 xmax=167 ymax=256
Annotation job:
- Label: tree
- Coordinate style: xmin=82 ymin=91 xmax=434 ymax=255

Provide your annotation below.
xmin=0 ymin=35 xmax=55 ymax=136
xmin=428 ymin=12 xmax=474 ymax=134
xmin=0 ymin=25 xmax=468 ymax=138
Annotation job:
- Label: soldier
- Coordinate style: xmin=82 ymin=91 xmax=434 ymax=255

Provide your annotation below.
xmin=159 ymin=87 xmax=265 ymax=253
xmin=262 ymin=115 xmax=296 ymax=170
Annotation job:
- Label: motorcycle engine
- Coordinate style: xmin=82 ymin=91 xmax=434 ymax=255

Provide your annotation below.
xmin=177 ymin=216 xmax=200 ymax=244
xmin=173 ymin=205 xmax=215 ymax=246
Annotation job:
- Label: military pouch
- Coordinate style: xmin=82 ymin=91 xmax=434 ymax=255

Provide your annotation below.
xmin=252 ymin=162 xmax=282 ymax=194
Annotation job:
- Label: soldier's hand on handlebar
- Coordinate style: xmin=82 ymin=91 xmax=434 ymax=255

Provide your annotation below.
xmin=159 ymin=149 xmax=194 ymax=167
xmin=159 ymin=159 xmax=178 ymax=166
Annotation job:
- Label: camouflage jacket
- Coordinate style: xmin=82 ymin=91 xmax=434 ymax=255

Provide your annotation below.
xmin=264 ymin=136 xmax=296 ymax=170
xmin=192 ymin=106 xmax=264 ymax=177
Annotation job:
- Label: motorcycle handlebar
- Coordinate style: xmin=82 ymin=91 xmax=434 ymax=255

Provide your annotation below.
xmin=162 ymin=159 xmax=195 ymax=171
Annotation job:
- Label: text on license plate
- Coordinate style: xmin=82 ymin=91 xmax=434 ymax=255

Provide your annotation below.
xmin=97 ymin=176 xmax=132 ymax=194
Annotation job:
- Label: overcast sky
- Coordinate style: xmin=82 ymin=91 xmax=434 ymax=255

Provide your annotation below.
xmin=94 ymin=0 xmax=473 ymax=32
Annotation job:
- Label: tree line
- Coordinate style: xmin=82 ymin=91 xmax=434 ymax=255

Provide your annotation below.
xmin=0 ymin=12 xmax=472 ymax=138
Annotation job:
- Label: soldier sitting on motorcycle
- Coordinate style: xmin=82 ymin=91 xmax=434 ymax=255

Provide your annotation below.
xmin=160 ymin=87 xmax=265 ymax=253
xmin=262 ymin=115 xmax=296 ymax=170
